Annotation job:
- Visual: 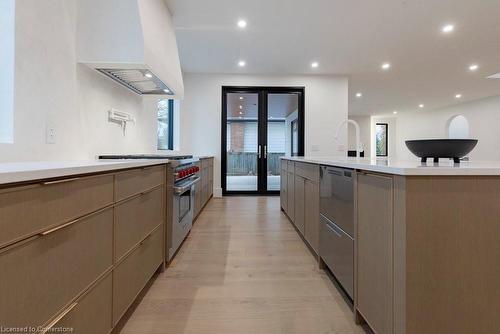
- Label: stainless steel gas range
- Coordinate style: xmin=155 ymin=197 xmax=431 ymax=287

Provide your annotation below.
xmin=99 ymin=154 xmax=200 ymax=262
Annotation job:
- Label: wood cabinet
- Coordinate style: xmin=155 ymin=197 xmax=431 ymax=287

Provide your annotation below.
xmin=280 ymin=159 xmax=320 ymax=255
xmin=356 ymin=172 xmax=394 ymax=334
xmin=304 ymin=178 xmax=320 ymax=252
xmin=0 ymin=164 xmax=167 ymax=332
xmin=0 ymin=174 xmax=113 ymax=249
xmin=280 ymin=160 xmax=288 ymax=212
xmin=113 ymin=226 xmax=163 ymax=324
xmin=54 ymin=273 xmax=113 ymax=334
xmin=294 ymin=175 xmax=305 ymax=234
xmin=195 ymin=157 xmax=214 ymax=220
xmin=286 ymin=161 xmax=295 ymax=222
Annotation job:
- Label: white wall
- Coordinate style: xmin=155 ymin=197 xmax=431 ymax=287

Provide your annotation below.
xmin=0 ymin=0 xmax=15 ymax=143
xmin=0 ymin=0 xmax=164 ymax=162
xmin=347 ymin=115 xmax=371 ymax=157
xmin=179 ymin=74 xmax=349 ymax=195
xmin=394 ymin=95 xmax=500 ymax=161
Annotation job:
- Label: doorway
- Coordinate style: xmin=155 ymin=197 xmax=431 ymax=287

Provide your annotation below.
xmin=221 ymin=86 xmax=305 ymax=195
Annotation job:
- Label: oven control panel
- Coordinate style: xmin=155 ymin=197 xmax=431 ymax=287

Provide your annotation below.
xmin=175 ymin=165 xmax=199 ymax=181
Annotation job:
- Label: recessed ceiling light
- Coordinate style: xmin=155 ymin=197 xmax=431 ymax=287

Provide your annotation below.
xmin=239 ymin=96 xmax=244 ymax=100
xmin=239 ymin=111 xmax=243 ymax=115
xmin=238 ymin=60 xmax=246 ymax=67
xmin=419 ymin=104 xmax=424 ymax=108
xmin=237 ymin=20 xmax=247 ymax=28
xmin=469 ymin=64 xmax=479 ymax=71
xmin=239 ymin=105 xmax=243 ymax=109
xmin=144 ymin=73 xmax=153 ymax=78
xmin=163 ymin=88 xmax=170 ymax=93
xmin=311 ymin=61 xmax=319 ymax=68
xmin=393 ymin=110 xmax=398 ymax=114
xmin=381 ymin=63 xmax=391 ymax=70
xmin=356 ymin=92 xmax=362 ymax=98
xmin=455 ymin=94 xmax=462 ymax=99
xmin=442 ymin=24 xmax=455 ymax=33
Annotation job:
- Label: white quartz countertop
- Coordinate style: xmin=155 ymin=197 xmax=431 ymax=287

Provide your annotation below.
xmin=0 ymin=160 xmax=170 ymax=185
xmin=282 ymin=156 xmax=500 ymax=176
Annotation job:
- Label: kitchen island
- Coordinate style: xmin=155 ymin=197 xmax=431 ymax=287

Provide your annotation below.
xmin=281 ymin=156 xmax=500 ymax=334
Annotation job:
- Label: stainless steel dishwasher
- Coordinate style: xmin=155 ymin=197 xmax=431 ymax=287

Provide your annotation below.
xmin=319 ymin=165 xmax=355 ymax=299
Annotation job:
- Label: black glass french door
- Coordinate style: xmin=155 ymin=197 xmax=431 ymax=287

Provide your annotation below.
xmin=221 ymin=86 xmax=304 ymax=195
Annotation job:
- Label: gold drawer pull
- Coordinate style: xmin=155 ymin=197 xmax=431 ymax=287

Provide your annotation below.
xmin=39 ymin=302 xmax=78 ymax=334
xmin=42 ymin=177 xmax=80 ymax=186
xmin=40 ymin=219 xmax=80 ymax=236
xmin=140 ymin=233 xmax=153 ymax=246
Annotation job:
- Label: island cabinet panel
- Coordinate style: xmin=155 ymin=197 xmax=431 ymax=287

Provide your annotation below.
xmin=53 ymin=273 xmax=113 ymax=334
xmin=0 ymin=173 xmax=114 ymax=249
xmin=304 ymin=178 xmax=320 ymax=253
xmin=356 ymin=172 xmax=393 ymax=334
xmin=403 ymin=176 xmax=500 ymax=334
xmin=113 ymin=226 xmax=164 ymax=325
xmin=280 ymin=161 xmax=288 ymax=212
xmin=286 ymin=161 xmax=295 ymax=222
xmin=115 ymin=165 xmax=165 ymax=202
xmin=115 ymin=186 xmax=165 ymax=261
xmin=294 ymin=175 xmax=306 ymax=234
xmin=0 ymin=207 xmax=113 ymax=328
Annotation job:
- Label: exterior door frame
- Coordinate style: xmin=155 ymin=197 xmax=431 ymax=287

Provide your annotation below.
xmin=221 ymin=86 xmax=305 ymax=196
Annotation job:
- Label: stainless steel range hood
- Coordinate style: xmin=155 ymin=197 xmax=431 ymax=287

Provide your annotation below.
xmin=97 ymin=69 xmax=174 ymax=95
xmin=77 ymin=0 xmax=184 ymax=97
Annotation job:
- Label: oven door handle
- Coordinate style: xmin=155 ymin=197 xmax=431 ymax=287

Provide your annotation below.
xmin=174 ymin=176 xmax=201 ymax=194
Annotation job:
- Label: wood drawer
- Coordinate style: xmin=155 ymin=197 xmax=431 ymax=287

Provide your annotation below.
xmin=115 ymin=186 xmax=165 ymax=261
xmin=53 ymin=273 xmax=112 ymax=334
xmin=0 ymin=208 xmax=113 ymax=328
xmin=295 ymin=162 xmax=319 ymax=182
xmin=115 ymin=165 xmax=165 ymax=202
xmin=0 ymin=174 xmax=113 ymax=249
xmin=113 ymin=226 xmax=163 ymax=325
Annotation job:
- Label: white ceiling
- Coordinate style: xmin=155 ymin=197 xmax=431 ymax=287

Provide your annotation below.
xmin=165 ymin=0 xmax=500 ymax=115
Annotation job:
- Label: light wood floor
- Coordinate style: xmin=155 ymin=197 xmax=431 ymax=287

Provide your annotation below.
xmin=120 ymin=196 xmax=370 ymax=334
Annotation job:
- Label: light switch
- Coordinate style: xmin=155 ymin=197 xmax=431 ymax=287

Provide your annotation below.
xmin=46 ymin=125 xmax=56 ymax=144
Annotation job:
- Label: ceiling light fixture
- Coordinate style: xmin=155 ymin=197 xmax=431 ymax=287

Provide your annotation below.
xmin=455 ymin=94 xmax=462 ymax=99
xmin=419 ymin=104 xmax=424 ymax=108
xmin=382 ymin=63 xmax=391 ymax=70
xmin=144 ymin=73 xmax=153 ymax=78
xmin=239 ymin=105 xmax=243 ymax=109
xmin=239 ymin=111 xmax=243 ymax=115
xmin=163 ymin=88 xmax=170 ymax=93
xmin=237 ymin=20 xmax=247 ymax=28
xmin=469 ymin=64 xmax=479 ymax=71
xmin=311 ymin=61 xmax=319 ymax=68
xmin=442 ymin=24 xmax=455 ymax=33
xmin=393 ymin=111 xmax=398 ymax=114
xmin=356 ymin=92 xmax=362 ymax=98
xmin=239 ymin=96 xmax=244 ymax=100
xmin=238 ymin=60 xmax=246 ymax=67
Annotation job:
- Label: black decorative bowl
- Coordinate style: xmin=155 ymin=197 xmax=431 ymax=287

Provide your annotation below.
xmin=405 ymin=139 xmax=478 ymax=163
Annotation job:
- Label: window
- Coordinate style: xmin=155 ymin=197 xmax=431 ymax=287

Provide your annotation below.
xmin=157 ymin=99 xmax=174 ymax=150
xmin=0 ymin=0 xmax=15 ymax=143
xmin=376 ymin=123 xmax=388 ymax=157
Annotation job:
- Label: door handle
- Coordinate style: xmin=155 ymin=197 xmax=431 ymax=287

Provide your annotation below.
xmin=258 ymin=145 xmax=262 ymax=159
xmin=264 ymin=145 xmax=267 ymax=159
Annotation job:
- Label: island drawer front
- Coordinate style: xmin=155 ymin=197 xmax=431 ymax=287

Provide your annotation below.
xmin=295 ymin=162 xmax=319 ymax=182
xmin=112 ymin=226 xmax=163 ymax=325
xmin=115 ymin=165 xmax=165 ymax=202
xmin=0 ymin=174 xmax=114 ymax=249
xmin=281 ymin=159 xmax=288 ymax=172
xmin=115 ymin=186 xmax=165 ymax=261
xmin=53 ymin=273 xmax=112 ymax=334
xmin=0 ymin=207 xmax=113 ymax=328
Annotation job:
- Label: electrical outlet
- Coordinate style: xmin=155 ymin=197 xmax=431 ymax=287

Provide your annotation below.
xmin=311 ymin=145 xmax=320 ymax=152
xmin=46 ymin=125 xmax=56 ymax=144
